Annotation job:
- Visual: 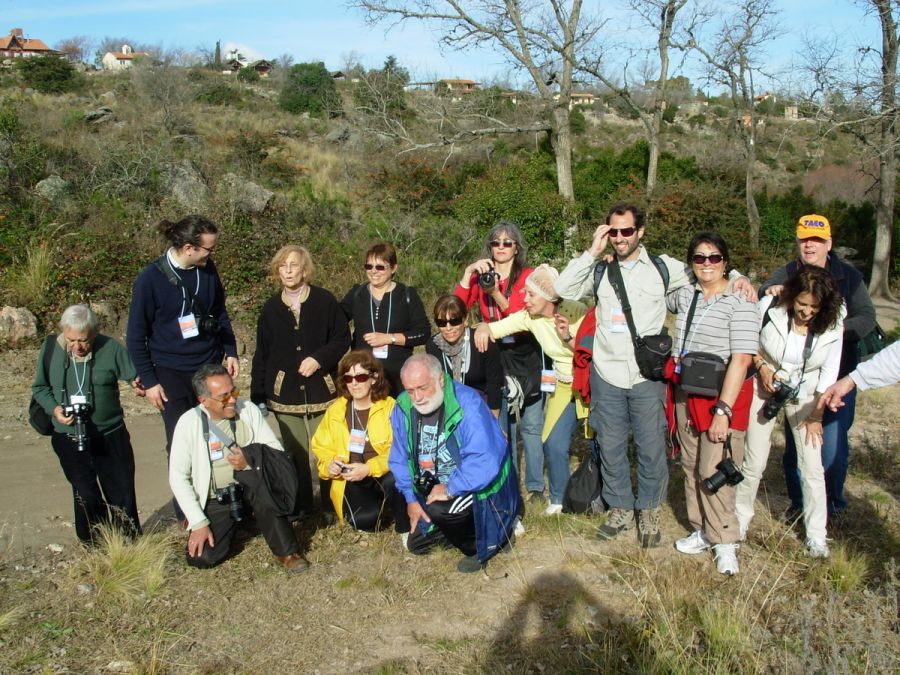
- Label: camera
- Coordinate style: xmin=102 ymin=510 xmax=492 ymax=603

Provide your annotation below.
xmin=761 ymin=380 xmax=799 ymax=420
xmin=415 ymin=470 xmax=438 ymax=497
xmin=477 ymin=270 xmax=500 ymax=291
xmin=215 ymin=483 xmax=245 ymax=522
xmin=703 ymin=457 xmax=744 ymax=494
xmin=61 ymin=402 xmax=92 ymax=452
xmin=198 ymin=314 xmax=221 ymax=334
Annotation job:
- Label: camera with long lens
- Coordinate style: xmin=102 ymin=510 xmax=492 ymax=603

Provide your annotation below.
xmin=214 ymin=483 xmax=245 ymax=522
xmin=61 ymin=402 xmax=92 ymax=452
xmin=703 ymin=457 xmax=744 ymax=494
xmin=477 ymin=270 xmax=500 ymax=291
xmin=415 ymin=470 xmax=438 ymax=497
xmin=198 ymin=314 xmax=221 ymax=334
xmin=761 ymin=380 xmax=799 ymax=420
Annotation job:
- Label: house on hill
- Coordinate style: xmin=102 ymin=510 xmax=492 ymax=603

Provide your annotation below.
xmin=435 ymin=79 xmax=479 ymax=101
xmin=0 ymin=28 xmax=58 ymax=58
xmin=101 ymin=44 xmax=151 ymax=70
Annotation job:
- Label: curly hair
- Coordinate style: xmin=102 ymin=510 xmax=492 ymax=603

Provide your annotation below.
xmin=269 ymin=244 xmax=313 ymax=287
xmin=777 ymin=266 xmax=843 ymax=335
xmin=335 ymin=350 xmax=390 ymax=402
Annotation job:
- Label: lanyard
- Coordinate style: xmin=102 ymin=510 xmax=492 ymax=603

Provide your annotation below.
xmin=167 ymin=251 xmax=200 ymax=317
xmin=679 ymin=289 xmax=719 ymax=356
xmin=70 ymin=355 xmax=90 ymax=396
xmin=486 ymin=272 xmax=515 ymax=321
xmin=351 ymin=401 xmax=370 ymax=437
xmin=369 ymin=285 xmax=392 ymax=333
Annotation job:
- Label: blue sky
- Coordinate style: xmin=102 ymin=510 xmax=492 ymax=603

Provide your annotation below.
xmin=0 ymin=0 xmax=881 ymax=90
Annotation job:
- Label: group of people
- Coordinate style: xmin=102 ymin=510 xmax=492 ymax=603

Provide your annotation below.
xmin=32 ymin=205 xmax=892 ymax=577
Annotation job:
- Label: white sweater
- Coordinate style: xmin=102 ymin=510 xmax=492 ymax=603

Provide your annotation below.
xmin=852 ymin=340 xmax=900 ymax=391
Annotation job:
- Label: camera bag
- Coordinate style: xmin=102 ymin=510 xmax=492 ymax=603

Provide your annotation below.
xmin=28 ymin=334 xmax=58 ymax=436
xmin=678 ymin=290 xmax=727 ymax=397
xmin=606 ymin=259 xmax=672 ymax=382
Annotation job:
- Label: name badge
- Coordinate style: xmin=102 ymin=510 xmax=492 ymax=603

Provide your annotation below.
xmin=372 ymin=345 xmax=389 ymax=359
xmin=418 ymin=453 xmax=435 ymax=473
xmin=179 ymin=313 xmax=199 ymax=339
xmin=69 ymin=394 xmax=88 ymax=405
xmin=540 ymin=369 xmax=557 ymax=393
xmin=500 ymin=335 xmax=515 ymax=344
xmin=348 ymin=428 xmax=366 ymax=454
xmin=208 ymin=438 xmax=224 ymax=461
xmin=610 ymin=305 xmax=627 ymax=333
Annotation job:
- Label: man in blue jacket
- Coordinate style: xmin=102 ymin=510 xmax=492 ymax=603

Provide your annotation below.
xmin=389 ymin=354 xmax=520 ymax=573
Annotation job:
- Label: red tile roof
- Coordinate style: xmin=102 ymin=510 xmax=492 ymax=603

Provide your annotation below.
xmin=0 ymin=34 xmax=53 ymax=52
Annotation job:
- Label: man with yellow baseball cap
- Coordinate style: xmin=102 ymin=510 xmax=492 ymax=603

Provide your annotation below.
xmin=758 ymin=214 xmax=876 ymax=521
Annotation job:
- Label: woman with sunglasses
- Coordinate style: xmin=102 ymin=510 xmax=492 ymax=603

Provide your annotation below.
xmin=251 ymin=245 xmax=351 ymax=518
xmin=736 ymin=266 xmax=844 ymax=558
xmin=426 ymin=294 xmax=503 ymax=417
xmin=312 ymin=350 xmax=401 ymax=531
xmin=340 ymin=243 xmax=429 ymax=397
xmin=667 ymin=233 xmax=759 ymax=575
xmin=456 ymin=222 xmax=545 ymax=504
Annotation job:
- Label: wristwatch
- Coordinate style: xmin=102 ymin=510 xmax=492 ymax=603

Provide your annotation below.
xmin=390 ymin=334 xmax=397 ymax=345
xmin=711 ymin=400 xmax=733 ymax=420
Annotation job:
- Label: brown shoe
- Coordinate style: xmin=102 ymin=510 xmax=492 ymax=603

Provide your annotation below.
xmin=178 ymin=518 xmax=189 ymax=531
xmin=274 ymin=553 xmax=310 ymax=573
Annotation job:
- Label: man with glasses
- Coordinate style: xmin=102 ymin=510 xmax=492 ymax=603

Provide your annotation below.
xmin=555 ymin=203 xmax=753 ymax=548
xmin=169 ymin=364 xmax=307 ymax=571
xmin=127 ymin=214 xmax=239 ymax=524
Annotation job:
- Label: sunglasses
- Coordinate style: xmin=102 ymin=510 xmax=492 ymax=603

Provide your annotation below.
xmin=364 ymin=263 xmax=388 ymax=271
xmin=435 ymin=316 xmax=465 ymax=328
xmin=342 ymin=373 xmax=372 ymax=384
xmin=691 ymin=253 xmax=725 ymax=265
xmin=608 ymin=227 xmax=637 ymax=237
xmin=490 ymin=239 xmax=515 ymax=248
xmin=209 ymin=388 xmax=239 ymax=402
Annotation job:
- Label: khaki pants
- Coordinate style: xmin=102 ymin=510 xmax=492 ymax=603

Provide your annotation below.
xmin=675 ymin=389 xmax=744 ymax=545
xmin=274 ymin=411 xmax=324 ymax=514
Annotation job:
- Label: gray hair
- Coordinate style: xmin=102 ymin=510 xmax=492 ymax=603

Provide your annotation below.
xmin=192 ymin=363 xmax=230 ymax=398
xmin=480 ymin=220 xmax=528 ymax=271
xmin=400 ymin=353 xmax=444 ymax=383
xmin=58 ymin=304 xmax=98 ymax=333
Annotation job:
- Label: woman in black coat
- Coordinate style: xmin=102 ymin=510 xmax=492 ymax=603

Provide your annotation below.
xmin=251 ymin=245 xmax=351 ymax=516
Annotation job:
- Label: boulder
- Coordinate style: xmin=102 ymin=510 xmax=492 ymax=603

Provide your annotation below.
xmin=84 ymin=106 xmax=115 ymax=124
xmin=98 ymin=91 xmax=116 ymax=104
xmin=325 ymin=126 xmax=350 ymax=143
xmin=218 ymin=173 xmax=273 ymax=214
xmin=163 ymin=160 xmax=209 ymax=212
xmin=0 ymin=307 xmax=38 ymax=344
xmin=34 ymin=175 xmax=69 ymax=202
xmin=89 ymin=301 xmax=121 ymax=331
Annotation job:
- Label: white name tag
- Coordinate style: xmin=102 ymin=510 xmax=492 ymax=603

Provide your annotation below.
xmin=69 ymin=394 xmax=88 ymax=405
xmin=610 ymin=305 xmax=627 ymax=333
xmin=540 ymin=369 xmax=557 ymax=393
xmin=179 ymin=313 xmax=199 ymax=339
xmin=500 ymin=335 xmax=515 ymax=344
xmin=208 ymin=438 xmax=224 ymax=461
xmin=372 ymin=345 xmax=389 ymax=359
xmin=348 ymin=428 xmax=366 ymax=454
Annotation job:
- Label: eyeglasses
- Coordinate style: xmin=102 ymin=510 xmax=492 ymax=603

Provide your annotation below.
xmin=691 ymin=253 xmax=725 ymax=265
xmin=209 ymin=388 xmax=239 ymax=403
xmin=342 ymin=373 xmax=372 ymax=384
xmin=194 ymin=243 xmax=215 ymax=254
xmin=435 ymin=316 xmax=464 ymax=328
xmin=490 ymin=239 xmax=515 ymax=248
xmin=364 ymin=263 xmax=388 ymax=271
xmin=608 ymin=227 xmax=637 ymax=238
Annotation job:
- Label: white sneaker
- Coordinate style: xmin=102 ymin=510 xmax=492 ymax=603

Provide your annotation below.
xmin=806 ymin=539 xmax=830 ymax=558
xmin=544 ymin=503 xmax=563 ymax=516
xmin=675 ymin=529 xmax=710 ymax=554
xmin=713 ymin=543 xmax=739 ymax=575
xmin=513 ymin=519 xmax=526 ymax=536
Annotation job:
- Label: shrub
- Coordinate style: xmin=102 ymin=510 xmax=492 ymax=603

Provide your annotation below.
xmin=236 ymin=66 xmax=260 ymax=83
xmin=14 ymin=55 xmax=82 ymax=93
xmin=195 ymin=82 xmax=245 ymax=106
xmin=569 ymin=106 xmax=587 ymax=135
xmin=279 ymin=62 xmax=340 ymax=117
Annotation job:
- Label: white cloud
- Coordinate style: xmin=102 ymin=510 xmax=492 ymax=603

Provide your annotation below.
xmin=222 ymin=41 xmax=265 ymax=63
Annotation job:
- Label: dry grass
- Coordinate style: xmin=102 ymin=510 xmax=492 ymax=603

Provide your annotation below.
xmin=3 ymin=235 xmax=55 ymax=306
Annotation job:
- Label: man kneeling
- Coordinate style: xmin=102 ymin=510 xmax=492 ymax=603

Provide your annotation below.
xmin=389 ymin=354 xmax=520 ymax=573
xmin=169 ymin=364 xmax=307 ymax=571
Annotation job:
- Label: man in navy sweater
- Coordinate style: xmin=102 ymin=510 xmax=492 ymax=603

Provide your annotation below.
xmin=127 ymin=215 xmax=239 ymax=521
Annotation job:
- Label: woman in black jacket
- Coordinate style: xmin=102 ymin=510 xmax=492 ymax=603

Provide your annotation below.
xmin=425 ymin=294 xmax=503 ymax=417
xmin=251 ymin=245 xmax=351 ymax=516
xmin=339 ymin=242 xmax=429 ymax=396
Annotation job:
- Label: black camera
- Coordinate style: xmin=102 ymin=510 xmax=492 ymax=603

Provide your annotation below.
xmin=703 ymin=457 xmax=744 ymax=494
xmin=477 ymin=270 xmax=500 ymax=291
xmin=415 ymin=470 xmax=438 ymax=497
xmin=215 ymin=483 xmax=245 ymax=522
xmin=62 ymin=402 xmax=92 ymax=452
xmin=198 ymin=314 xmax=221 ymax=334
xmin=761 ymin=380 xmax=799 ymax=420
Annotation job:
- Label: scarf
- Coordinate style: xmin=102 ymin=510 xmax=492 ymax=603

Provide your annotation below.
xmin=432 ymin=327 xmax=471 ymax=383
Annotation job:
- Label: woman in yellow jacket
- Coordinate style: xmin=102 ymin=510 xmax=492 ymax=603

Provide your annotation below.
xmin=312 ymin=350 xmax=399 ymax=530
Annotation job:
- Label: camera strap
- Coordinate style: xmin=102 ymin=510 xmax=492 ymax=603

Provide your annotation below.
xmin=153 ymin=255 xmax=210 ymax=318
xmin=199 ymin=407 xmax=238 ymax=493
xmin=606 ymin=259 xmax=643 ymax=348
xmin=486 ymin=265 xmax=515 ymax=321
xmin=778 ymin=316 xmax=816 ymax=388
xmin=722 ymin=434 xmax=734 ymax=462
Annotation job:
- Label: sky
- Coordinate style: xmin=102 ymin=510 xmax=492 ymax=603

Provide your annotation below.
xmin=0 ymin=0 xmax=882 ymax=92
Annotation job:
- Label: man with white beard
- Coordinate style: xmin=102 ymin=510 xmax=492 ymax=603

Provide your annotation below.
xmin=388 ymin=354 xmax=520 ymax=573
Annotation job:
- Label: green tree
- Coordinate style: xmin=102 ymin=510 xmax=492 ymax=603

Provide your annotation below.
xmin=279 ymin=62 xmax=340 ymax=116
xmin=14 ymin=56 xmax=81 ymax=94
xmin=352 ymin=54 xmax=409 ymax=119
xmin=236 ymin=66 xmax=260 ymax=82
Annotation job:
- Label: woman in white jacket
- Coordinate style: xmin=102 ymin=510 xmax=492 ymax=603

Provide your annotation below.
xmin=736 ymin=266 xmax=845 ymax=557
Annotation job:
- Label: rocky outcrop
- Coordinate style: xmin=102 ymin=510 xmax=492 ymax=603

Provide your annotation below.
xmin=34 ymin=175 xmax=69 ymax=202
xmin=0 ymin=307 xmax=38 ymax=344
xmin=218 ymin=173 xmax=273 ymax=214
xmin=163 ymin=160 xmax=209 ymax=212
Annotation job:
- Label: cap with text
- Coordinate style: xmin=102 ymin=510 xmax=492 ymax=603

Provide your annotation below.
xmin=796 ymin=214 xmax=831 ymax=240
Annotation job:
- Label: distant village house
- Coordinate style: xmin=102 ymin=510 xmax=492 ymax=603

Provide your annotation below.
xmin=435 ymin=79 xmax=479 ymax=100
xmin=101 ymin=44 xmax=151 ymax=71
xmin=0 ymin=28 xmax=58 ymax=58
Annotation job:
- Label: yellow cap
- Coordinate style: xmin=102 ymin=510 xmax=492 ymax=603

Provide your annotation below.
xmin=796 ymin=214 xmax=831 ymax=240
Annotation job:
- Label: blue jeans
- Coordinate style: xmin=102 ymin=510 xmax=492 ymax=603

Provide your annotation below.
xmin=783 ymin=387 xmax=855 ymax=514
xmin=500 ymin=395 xmax=544 ymax=493
xmin=590 ymin=370 xmax=668 ymax=510
xmin=544 ymin=401 xmax=578 ymax=505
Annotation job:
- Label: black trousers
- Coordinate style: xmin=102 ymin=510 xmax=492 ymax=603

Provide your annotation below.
xmin=51 ymin=425 xmax=141 ymax=544
xmin=406 ymin=494 xmax=476 ymax=557
xmin=155 ymin=366 xmax=200 ymax=521
xmin=339 ymin=472 xmax=402 ymax=532
xmin=185 ymin=485 xmax=299 ymax=569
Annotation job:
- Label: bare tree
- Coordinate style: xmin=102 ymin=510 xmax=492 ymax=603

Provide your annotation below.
xmin=55 ymin=35 xmax=95 ymax=64
xmin=683 ymin=0 xmax=781 ymax=249
xmin=352 ymin=1 xmax=605 ymax=247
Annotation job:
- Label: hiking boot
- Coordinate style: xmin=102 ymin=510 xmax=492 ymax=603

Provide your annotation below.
xmin=805 ymin=539 xmax=830 ymax=559
xmin=638 ymin=508 xmax=662 ymax=548
xmin=596 ymin=508 xmax=635 ymax=541
xmin=457 ymin=554 xmax=483 ymax=574
xmin=528 ymin=491 xmax=544 ymax=504
xmin=544 ymin=503 xmax=563 ymax=516
xmin=274 ymin=553 xmax=310 ymax=573
xmin=675 ymin=529 xmax=710 ymax=555
xmin=713 ymin=543 xmax=739 ymax=576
